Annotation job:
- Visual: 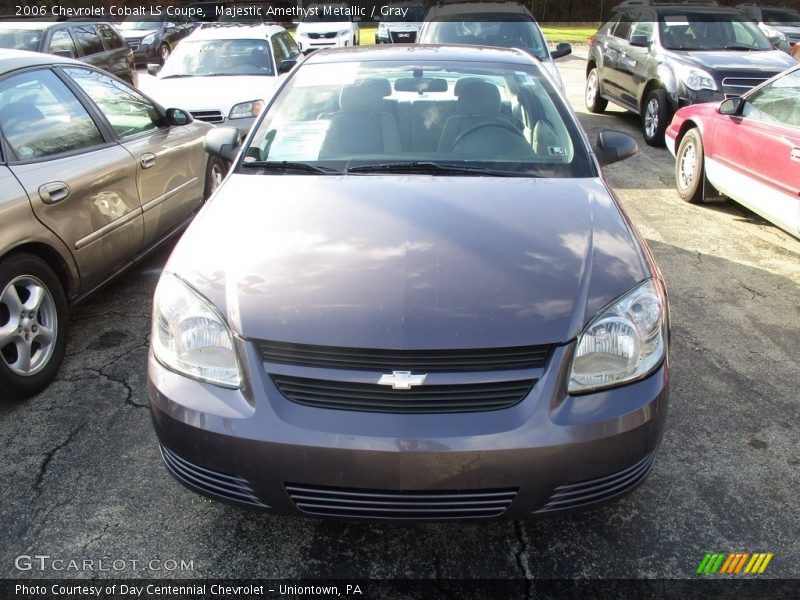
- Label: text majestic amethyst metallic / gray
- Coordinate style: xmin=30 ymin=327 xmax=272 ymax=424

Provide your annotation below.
xmin=148 ymin=45 xmax=669 ymax=521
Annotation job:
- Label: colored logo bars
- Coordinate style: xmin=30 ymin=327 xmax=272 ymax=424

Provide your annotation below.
xmin=697 ymin=552 xmax=774 ymax=575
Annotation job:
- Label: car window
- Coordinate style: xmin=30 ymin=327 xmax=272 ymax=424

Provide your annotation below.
xmin=421 ymin=15 xmax=548 ymax=59
xmin=659 ymin=14 xmax=771 ymax=50
xmin=72 ymin=25 xmax=105 ymax=56
xmin=0 ymin=69 xmax=104 ymax=161
xmin=0 ymin=28 xmax=43 ymax=52
xmin=159 ymin=38 xmax=275 ymax=77
xmin=48 ymin=29 xmax=78 ymax=56
xmin=630 ymin=18 xmax=653 ymax=43
xmin=63 ymin=67 xmax=161 ymax=138
xmin=742 ymin=70 xmax=800 ymax=128
xmin=611 ymin=12 xmax=634 ymax=40
xmin=244 ymin=60 xmax=594 ymax=178
xmin=96 ymin=24 xmax=124 ymax=50
xmin=280 ymin=31 xmax=300 ymax=57
xmin=271 ymin=35 xmax=288 ymax=66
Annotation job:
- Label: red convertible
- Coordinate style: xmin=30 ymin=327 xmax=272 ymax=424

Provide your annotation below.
xmin=666 ymin=64 xmax=800 ymax=238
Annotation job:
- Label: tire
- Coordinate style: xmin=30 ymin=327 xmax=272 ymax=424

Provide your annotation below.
xmin=585 ymin=68 xmax=608 ymax=113
xmin=675 ymin=128 xmax=706 ymax=204
xmin=642 ymin=88 xmax=670 ymax=147
xmin=159 ymin=43 xmax=171 ymax=65
xmin=0 ymin=254 xmax=68 ymax=400
xmin=204 ymin=157 xmax=227 ymax=200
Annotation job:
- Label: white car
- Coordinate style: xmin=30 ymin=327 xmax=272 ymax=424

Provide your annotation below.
xmin=295 ymin=3 xmax=360 ymax=52
xmin=416 ymin=2 xmax=571 ymax=92
xmin=141 ymin=24 xmax=300 ymax=135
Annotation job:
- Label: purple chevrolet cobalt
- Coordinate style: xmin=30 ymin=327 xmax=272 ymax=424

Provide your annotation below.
xmin=148 ymin=45 xmax=669 ymax=520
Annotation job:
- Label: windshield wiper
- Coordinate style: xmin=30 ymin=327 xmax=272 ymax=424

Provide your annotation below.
xmin=720 ymin=43 xmax=758 ymax=50
xmin=241 ymin=160 xmax=338 ymax=174
xmin=347 ymin=161 xmax=537 ymax=177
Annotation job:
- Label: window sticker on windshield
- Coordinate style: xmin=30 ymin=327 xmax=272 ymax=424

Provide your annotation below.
xmin=267 ymin=120 xmax=330 ymax=161
xmin=548 ymin=146 xmax=567 ymax=157
xmin=293 ymin=63 xmax=359 ymax=87
xmin=515 ymin=72 xmax=536 ymax=86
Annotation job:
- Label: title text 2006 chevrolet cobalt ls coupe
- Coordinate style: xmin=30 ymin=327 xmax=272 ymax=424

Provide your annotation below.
xmin=148 ymin=45 xmax=669 ymax=520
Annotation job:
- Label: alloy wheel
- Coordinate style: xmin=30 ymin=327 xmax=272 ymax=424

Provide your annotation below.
xmin=0 ymin=275 xmax=58 ymax=376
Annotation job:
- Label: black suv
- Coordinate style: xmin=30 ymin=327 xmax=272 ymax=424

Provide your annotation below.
xmin=117 ymin=15 xmax=195 ymax=66
xmin=0 ymin=22 xmax=137 ymax=85
xmin=585 ymin=1 xmax=796 ymax=145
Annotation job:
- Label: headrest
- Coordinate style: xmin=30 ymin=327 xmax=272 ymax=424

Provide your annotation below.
xmin=457 ymin=80 xmax=501 ymax=115
xmin=339 ymin=78 xmax=391 ymax=112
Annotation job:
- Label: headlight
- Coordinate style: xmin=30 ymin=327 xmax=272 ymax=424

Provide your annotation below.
xmin=677 ymin=65 xmax=717 ymax=92
xmin=229 ymin=100 xmax=265 ymax=119
xmin=141 ymin=33 xmax=156 ymax=45
xmin=569 ymin=279 xmax=666 ymax=394
xmin=152 ymin=273 xmax=241 ymax=388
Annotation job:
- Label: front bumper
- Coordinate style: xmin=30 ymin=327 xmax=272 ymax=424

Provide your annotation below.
xmin=297 ymin=36 xmax=350 ymax=51
xmin=148 ymin=341 xmax=669 ymax=520
xmin=670 ymin=87 xmax=724 ymax=111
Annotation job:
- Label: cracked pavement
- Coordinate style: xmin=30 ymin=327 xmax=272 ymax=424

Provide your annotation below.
xmin=1 ymin=49 xmax=799 ymax=581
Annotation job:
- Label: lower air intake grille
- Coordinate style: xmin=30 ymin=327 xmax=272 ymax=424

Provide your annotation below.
xmin=272 ymin=375 xmax=534 ymax=413
xmin=189 ymin=110 xmax=224 ymax=123
xmin=259 ymin=340 xmax=550 ymax=371
xmin=160 ymin=445 xmax=267 ymax=507
xmin=534 ymin=453 xmax=655 ymax=514
xmin=286 ymin=483 xmax=517 ymax=520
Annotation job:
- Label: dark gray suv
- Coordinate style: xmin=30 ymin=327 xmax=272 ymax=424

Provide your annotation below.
xmin=585 ymin=1 xmax=796 ymax=145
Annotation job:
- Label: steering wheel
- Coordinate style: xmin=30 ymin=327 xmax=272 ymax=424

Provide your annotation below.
xmin=452 ymin=121 xmax=526 ymax=149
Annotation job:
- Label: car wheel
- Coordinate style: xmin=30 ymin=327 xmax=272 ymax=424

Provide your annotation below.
xmin=159 ymin=44 xmax=171 ymax=65
xmin=675 ymin=128 xmax=706 ymax=204
xmin=585 ymin=68 xmax=607 ymax=113
xmin=0 ymin=254 xmax=68 ymax=400
xmin=204 ymin=157 xmax=227 ymax=200
xmin=642 ymin=89 xmax=669 ymax=147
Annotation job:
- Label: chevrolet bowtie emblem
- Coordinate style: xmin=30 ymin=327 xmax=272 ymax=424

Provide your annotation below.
xmin=378 ymin=371 xmax=427 ymax=390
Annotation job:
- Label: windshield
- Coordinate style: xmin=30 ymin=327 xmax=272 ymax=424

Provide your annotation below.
xmin=762 ymin=9 xmax=800 ymax=27
xmin=302 ymin=7 xmax=351 ymax=23
xmin=383 ymin=6 xmax=426 ymax=22
xmin=159 ymin=39 xmax=274 ymax=78
xmin=0 ymin=29 xmax=42 ymax=51
xmin=421 ymin=16 xmax=548 ymax=59
xmin=658 ymin=14 xmax=772 ymax=50
xmin=118 ymin=20 xmax=162 ymax=30
xmin=242 ymin=60 xmax=594 ymax=178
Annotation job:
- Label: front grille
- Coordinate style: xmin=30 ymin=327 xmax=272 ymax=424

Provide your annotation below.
xmin=160 ymin=445 xmax=267 ymax=507
xmin=308 ymin=32 xmax=337 ymax=39
xmin=390 ymin=31 xmax=417 ymax=43
xmin=259 ymin=340 xmax=551 ymax=372
xmin=189 ymin=110 xmax=224 ymax=123
xmin=534 ymin=453 xmax=655 ymax=514
xmin=286 ymin=483 xmax=517 ymax=520
xmin=272 ymin=375 xmax=534 ymax=413
xmin=721 ymin=76 xmax=770 ymax=98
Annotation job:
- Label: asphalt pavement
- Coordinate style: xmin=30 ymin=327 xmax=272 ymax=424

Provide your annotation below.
xmin=1 ymin=48 xmax=799 ymax=582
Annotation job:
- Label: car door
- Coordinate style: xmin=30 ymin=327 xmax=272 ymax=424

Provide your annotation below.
xmin=69 ymin=24 xmax=107 ymax=71
xmin=618 ymin=13 xmax=654 ymax=108
xmin=62 ymin=67 xmax=207 ymax=248
xmin=600 ymin=11 xmax=636 ymax=102
xmin=710 ymin=70 xmax=800 ymax=235
xmin=0 ymin=67 xmax=143 ymax=288
xmin=95 ymin=23 xmax=129 ymax=82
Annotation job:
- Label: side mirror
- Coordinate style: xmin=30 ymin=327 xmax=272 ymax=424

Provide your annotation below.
xmin=278 ymin=59 xmax=297 ymax=74
xmin=204 ymin=127 xmax=241 ymax=162
xmin=165 ymin=108 xmax=193 ymax=126
xmin=52 ymin=49 xmax=75 ymax=59
xmin=629 ymin=34 xmax=650 ymax=48
xmin=719 ymin=97 xmax=743 ymax=116
xmin=595 ymin=130 xmax=638 ymax=166
xmin=550 ymin=42 xmax=572 ymax=59
xmin=147 ymin=63 xmax=161 ymax=76
xmin=165 ymin=22 xmax=177 ymax=32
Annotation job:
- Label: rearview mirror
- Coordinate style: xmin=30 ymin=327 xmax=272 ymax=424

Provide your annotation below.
xmin=629 ymin=35 xmax=650 ymax=48
xmin=165 ymin=108 xmax=193 ymax=126
xmin=147 ymin=63 xmax=161 ymax=76
xmin=394 ymin=77 xmax=448 ymax=93
xmin=550 ymin=42 xmax=572 ymax=59
xmin=595 ymin=130 xmax=638 ymax=166
xmin=719 ymin=97 xmax=743 ymax=116
xmin=278 ymin=58 xmax=297 ymax=74
xmin=204 ymin=127 xmax=242 ymax=162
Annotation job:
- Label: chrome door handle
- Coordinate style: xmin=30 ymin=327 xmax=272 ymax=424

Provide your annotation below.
xmin=38 ymin=182 xmax=70 ymax=205
xmin=141 ymin=153 xmax=157 ymax=169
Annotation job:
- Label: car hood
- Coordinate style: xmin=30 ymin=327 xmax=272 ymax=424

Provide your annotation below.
xmin=297 ymin=22 xmax=354 ymax=34
xmin=120 ymin=28 xmax=158 ymax=40
xmin=165 ymin=175 xmax=650 ymax=348
xmin=140 ymin=76 xmax=282 ymax=112
xmin=384 ymin=22 xmax=423 ymax=30
xmin=676 ymin=49 xmax=796 ymax=71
